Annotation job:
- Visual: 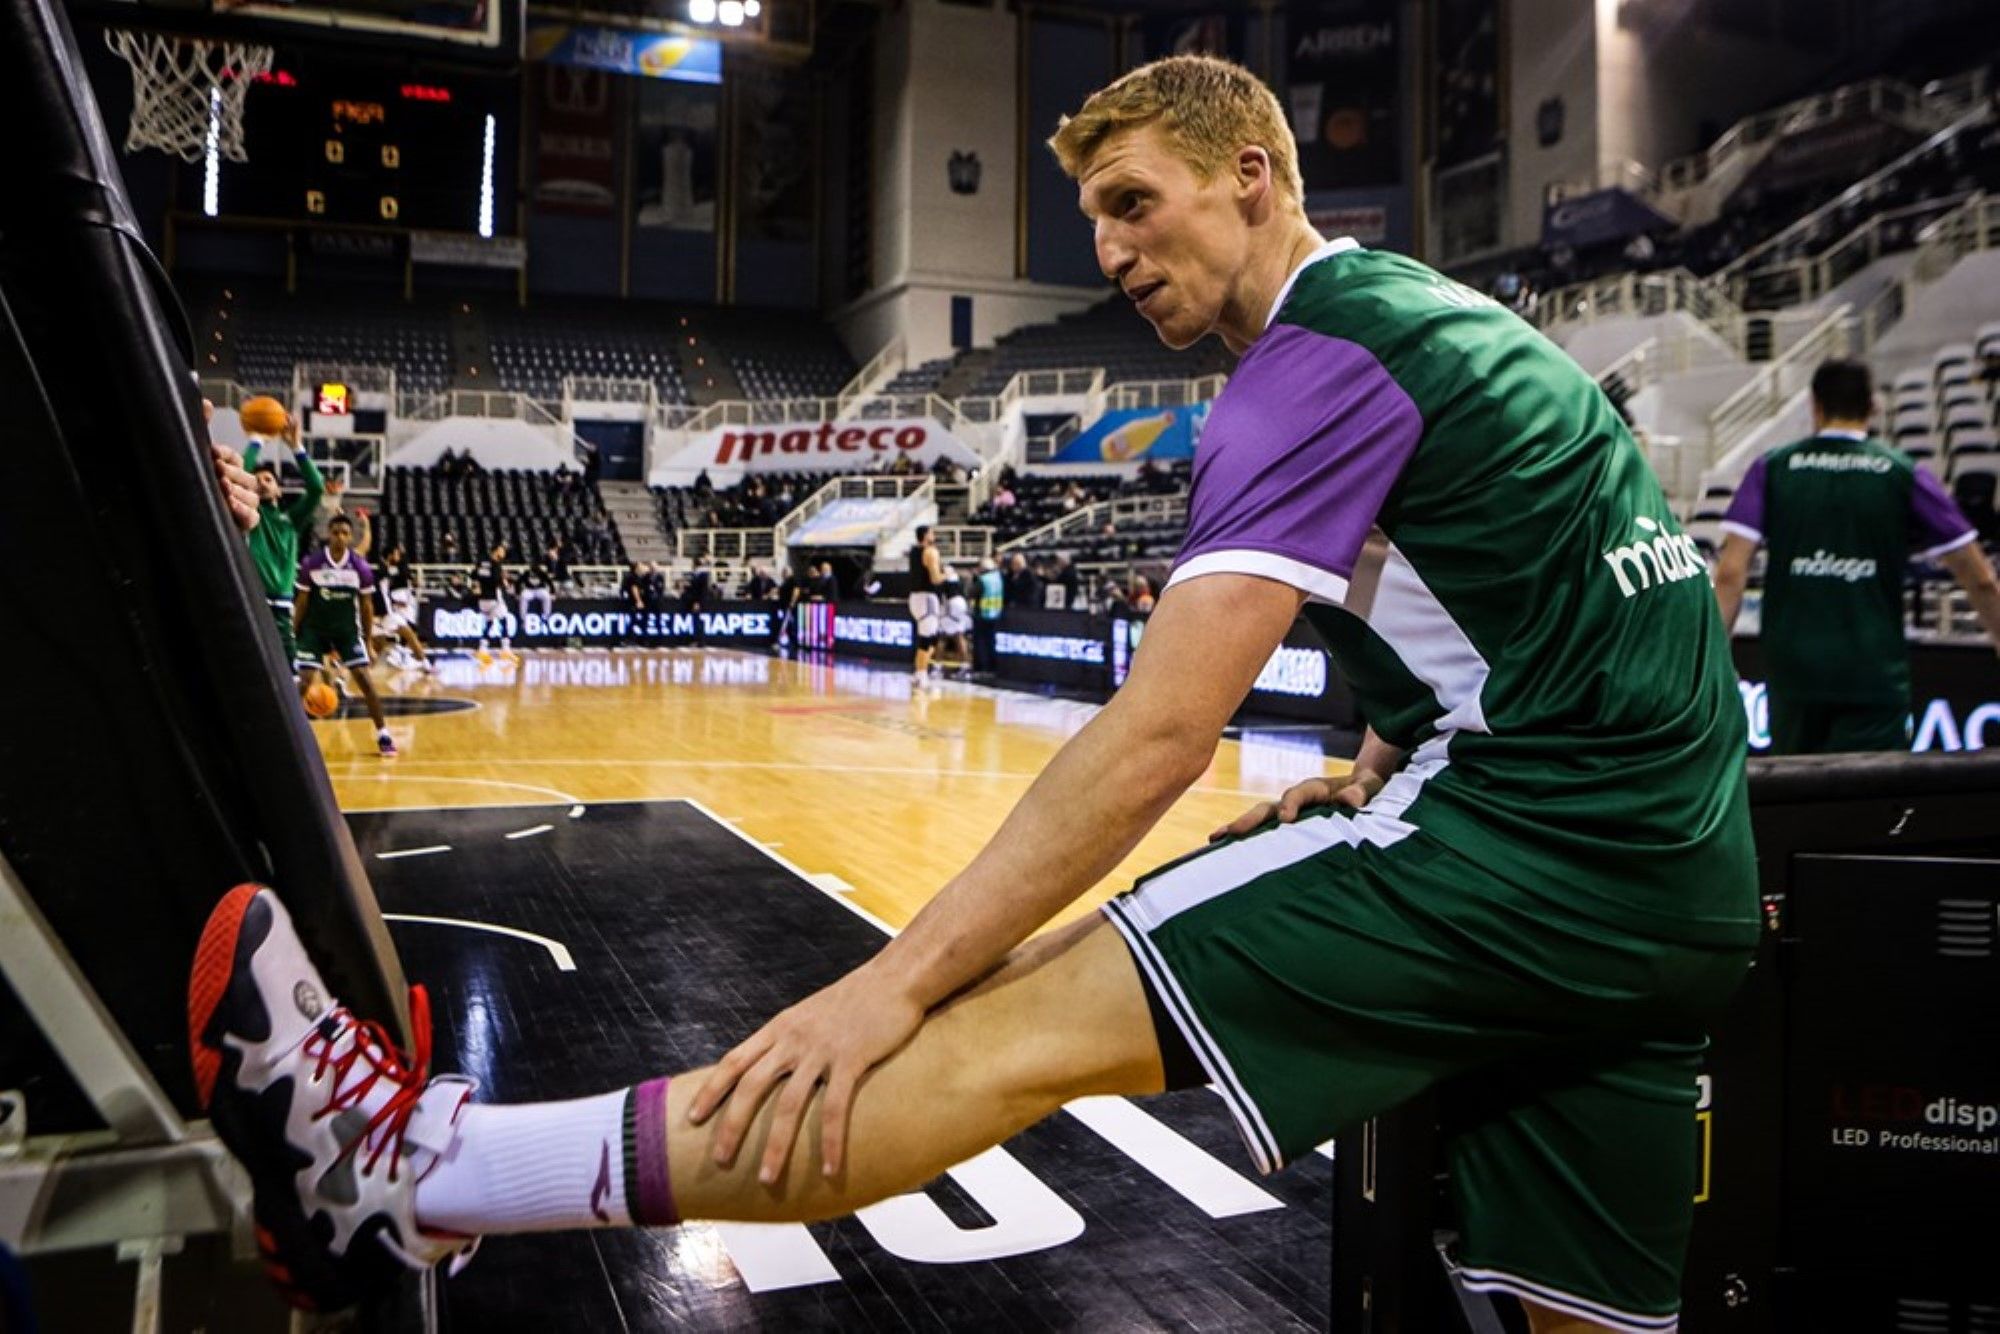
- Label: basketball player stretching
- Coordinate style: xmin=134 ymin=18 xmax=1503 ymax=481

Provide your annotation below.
xmin=295 ymin=515 xmax=396 ymax=758
xmin=193 ymin=58 xmax=1750 ymax=1333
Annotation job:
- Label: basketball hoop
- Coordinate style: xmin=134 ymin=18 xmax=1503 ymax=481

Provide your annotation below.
xmin=104 ymin=29 xmax=273 ymax=163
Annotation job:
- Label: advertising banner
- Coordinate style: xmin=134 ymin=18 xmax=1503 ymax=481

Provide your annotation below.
xmin=421 ymin=598 xmax=772 ymax=648
xmin=654 ymin=418 xmax=983 ymax=485
xmin=1288 ymin=0 xmax=1402 ymax=192
xmin=526 ymin=21 xmax=723 ymax=85
xmin=1540 ymin=187 xmax=1675 ymax=250
xmin=994 ymin=609 xmax=1112 ymax=690
xmin=1052 ymin=404 xmax=1210 ymax=464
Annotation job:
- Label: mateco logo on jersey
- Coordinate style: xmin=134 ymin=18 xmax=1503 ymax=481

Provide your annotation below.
xmin=1788 ymin=549 xmax=1879 ymax=582
xmin=1602 ymin=516 xmax=1708 ymax=599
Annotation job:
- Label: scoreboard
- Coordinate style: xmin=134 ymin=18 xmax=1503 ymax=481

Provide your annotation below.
xmin=220 ymin=62 xmax=510 ymax=233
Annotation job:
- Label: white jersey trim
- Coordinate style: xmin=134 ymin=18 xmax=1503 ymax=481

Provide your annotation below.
xmin=1717 ymin=519 xmax=1762 ymax=544
xmin=1918 ymin=527 xmax=1978 ymax=561
xmin=1166 ymin=549 xmax=1351 ymax=606
xmin=1264 ymin=237 xmax=1360 ymax=329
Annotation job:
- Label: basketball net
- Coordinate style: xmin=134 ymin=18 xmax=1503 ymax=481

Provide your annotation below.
xmin=104 ymin=29 xmax=273 ymax=163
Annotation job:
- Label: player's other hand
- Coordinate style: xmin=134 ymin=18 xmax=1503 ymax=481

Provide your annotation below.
xmin=1208 ymin=769 xmax=1387 ymax=841
xmin=688 ymin=964 xmax=924 ymax=1187
xmin=211 ymin=442 xmax=260 ymax=534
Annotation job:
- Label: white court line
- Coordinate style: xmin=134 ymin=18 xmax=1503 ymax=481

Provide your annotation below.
xmin=376 ymin=845 xmax=451 ymax=860
xmin=505 ymin=824 xmax=554 ymax=840
xmin=327 ymin=772 xmax=588 ymax=807
xmin=382 ymin=913 xmax=577 ymax=972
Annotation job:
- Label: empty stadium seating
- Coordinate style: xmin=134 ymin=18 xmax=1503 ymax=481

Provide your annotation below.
xmin=375 ymin=466 xmax=625 ymax=566
xmin=962 ymin=298 xmax=1234 ymax=397
xmin=207 ymin=284 xmax=455 ymax=395
xmin=488 ymin=304 xmax=694 ymax=405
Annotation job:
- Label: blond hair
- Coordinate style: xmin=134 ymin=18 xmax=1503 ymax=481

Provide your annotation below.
xmin=1047 ymin=55 xmax=1302 ymax=205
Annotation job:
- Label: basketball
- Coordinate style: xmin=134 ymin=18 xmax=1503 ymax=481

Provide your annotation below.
xmin=239 ymin=395 xmax=288 ymax=436
xmin=303 ymin=682 xmax=339 ymax=718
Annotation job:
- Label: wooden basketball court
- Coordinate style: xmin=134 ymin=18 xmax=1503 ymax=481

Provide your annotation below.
xmin=320 ymin=648 xmax=1354 ymax=933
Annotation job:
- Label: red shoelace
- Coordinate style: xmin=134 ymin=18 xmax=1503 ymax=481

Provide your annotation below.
xmin=304 ymin=984 xmax=435 ymax=1183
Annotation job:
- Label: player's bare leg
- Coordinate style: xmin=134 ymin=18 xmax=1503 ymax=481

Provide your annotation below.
xmin=349 ymin=664 xmax=396 ymax=755
xmin=659 ymin=916 xmax=1159 ymax=1222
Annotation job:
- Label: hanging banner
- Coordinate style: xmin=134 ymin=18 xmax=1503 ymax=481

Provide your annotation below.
xmin=652 ymin=418 xmax=983 ymax=484
xmin=1052 ymin=404 xmax=1210 ymax=464
xmin=1541 ymin=187 xmax=1675 ymax=249
xmin=526 ymin=21 xmax=723 ymax=85
xmin=1287 ymin=0 xmax=1401 ymax=191
xmin=530 ymin=64 xmax=621 ymax=216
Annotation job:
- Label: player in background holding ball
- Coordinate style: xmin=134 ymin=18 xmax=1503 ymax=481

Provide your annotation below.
xmin=238 ymin=400 xmax=323 ymax=679
xmin=295 ymin=515 xmax=396 ymax=757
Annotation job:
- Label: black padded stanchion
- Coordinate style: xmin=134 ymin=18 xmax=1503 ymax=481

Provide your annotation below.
xmin=0 ymin=0 xmax=409 ymax=1129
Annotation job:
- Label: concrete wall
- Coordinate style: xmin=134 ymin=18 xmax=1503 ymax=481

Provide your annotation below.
xmin=1505 ymin=0 xmax=1599 ymax=252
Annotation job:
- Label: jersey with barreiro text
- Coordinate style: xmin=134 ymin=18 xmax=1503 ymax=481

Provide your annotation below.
xmin=1722 ymin=432 xmax=1976 ymax=704
xmin=1167 ymin=240 xmax=1755 ymax=946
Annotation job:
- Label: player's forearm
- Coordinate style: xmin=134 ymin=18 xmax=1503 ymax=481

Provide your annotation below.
xmin=1713 ymin=571 xmax=1745 ymax=632
xmin=289 ymin=454 xmax=325 ymax=521
xmin=865 ymin=700 xmax=1211 ymax=1010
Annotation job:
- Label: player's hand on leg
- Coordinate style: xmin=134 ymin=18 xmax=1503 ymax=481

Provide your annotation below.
xmin=688 ymin=967 xmax=925 ymax=1185
xmin=1208 ymin=769 xmax=1388 ymax=842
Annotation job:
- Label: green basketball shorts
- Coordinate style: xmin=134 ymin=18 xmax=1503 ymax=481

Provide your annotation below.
xmin=295 ymin=624 xmax=368 ymax=670
xmin=267 ymin=599 xmax=298 ymax=670
xmin=1103 ymin=777 xmax=1753 ymax=1331
xmin=1767 ymin=690 xmax=1911 ymax=756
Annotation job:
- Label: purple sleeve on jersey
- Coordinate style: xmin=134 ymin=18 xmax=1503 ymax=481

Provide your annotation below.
xmin=1174 ymin=324 xmax=1422 ymax=585
xmin=295 ymin=550 xmax=322 ymax=589
xmin=1910 ymin=467 xmax=1978 ymax=555
xmin=1721 ymin=456 xmax=1767 ymax=538
xmin=351 ymin=554 xmax=377 ymax=591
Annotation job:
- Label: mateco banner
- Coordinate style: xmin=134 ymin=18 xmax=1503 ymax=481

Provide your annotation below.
xmin=653 ymin=418 xmax=982 ymax=485
xmin=1052 ymin=403 xmax=1209 ymax=464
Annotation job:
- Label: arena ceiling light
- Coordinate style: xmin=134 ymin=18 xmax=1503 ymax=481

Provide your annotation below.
xmin=686 ymin=0 xmax=757 ymax=25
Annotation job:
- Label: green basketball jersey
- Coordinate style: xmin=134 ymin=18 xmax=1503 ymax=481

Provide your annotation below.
xmin=296 ymin=548 xmax=376 ymax=641
xmin=241 ymin=442 xmax=325 ymax=602
xmin=1167 ymin=240 xmax=1755 ymax=945
xmin=1722 ymin=432 xmax=1977 ymax=703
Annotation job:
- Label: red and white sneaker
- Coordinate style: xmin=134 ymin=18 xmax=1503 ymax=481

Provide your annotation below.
xmin=189 ymin=885 xmax=477 ymax=1310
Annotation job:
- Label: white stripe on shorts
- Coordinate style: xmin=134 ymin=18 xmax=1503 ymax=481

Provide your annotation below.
xmin=1456 ymin=1267 xmax=1679 ymax=1332
xmin=1102 ymin=899 xmax=1284 ymax=1174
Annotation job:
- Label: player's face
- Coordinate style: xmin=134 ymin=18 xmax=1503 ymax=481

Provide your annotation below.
xmin=328 ymin=523 xmax=351 ymax=554
xmin=253 ymin=469 xmax=280 ymax=503
xmin=1079 ymin=123 xmax=1255 ymax=351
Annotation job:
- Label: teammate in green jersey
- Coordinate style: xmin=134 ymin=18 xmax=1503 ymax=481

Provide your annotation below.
xmin=294 ymin=515 xmax=396 ymax=758
xmin=240 ymin=414 xmax=323 ymax=672
xmin=202 ymin=57 xmax=1746 ymax=1332
xmin=1714 ymin=358 xmax=2000 ymax=754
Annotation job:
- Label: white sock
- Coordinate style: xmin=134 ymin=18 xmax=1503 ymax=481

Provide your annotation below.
xmin=416 ymin=1090 xmax=632 ymax=1235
